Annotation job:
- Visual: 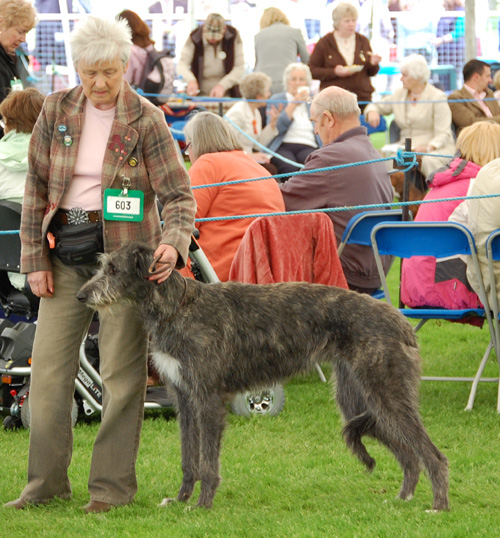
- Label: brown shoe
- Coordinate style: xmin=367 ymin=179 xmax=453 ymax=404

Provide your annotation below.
xmin=4 ymin=498 xmax=31 ymax=510
xmin=82 ymin=501 xmax=114 ymax=514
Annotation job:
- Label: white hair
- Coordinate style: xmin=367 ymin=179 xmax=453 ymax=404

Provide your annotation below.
xmin=283 ymin=63 xmax=312 ymax=92
xmin=70 ymin=16 xmax=132 ymax=68
xmin=400 ymin=54 xmax=430 ymax=83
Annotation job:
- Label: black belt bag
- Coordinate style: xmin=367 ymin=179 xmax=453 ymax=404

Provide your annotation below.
xmin=51 ymin=222 xmax=103 ymax=266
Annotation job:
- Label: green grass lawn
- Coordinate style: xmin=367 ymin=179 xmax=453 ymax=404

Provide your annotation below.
xmin=2 ymin=264 xmax=500 ymax=537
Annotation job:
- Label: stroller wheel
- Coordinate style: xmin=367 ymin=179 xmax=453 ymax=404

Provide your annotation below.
xmin=21 ymin=395 xmax=79 ymax=429
xmin=3 ymin=415 xmax=22 ymax=430
xmin=230 ymin=384 xmax=285 ymax=417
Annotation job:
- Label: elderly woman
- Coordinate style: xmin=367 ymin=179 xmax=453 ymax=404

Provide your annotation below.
xmin=0 ymin=0 xmax=37 ymax=135
xmin=267 ymin=63 xmax=321 ymax=177
xmin=225 ymin=72 xmax=279 ymax=166
xmin=308 ymin=2 xmax=381 ymax=109
xmin=401 ymin=122 xmax=500 ymax=312
xmin=5 ymin=16 xmax=195 ymax=513
xmin=364 ymin=54 xmax=455 ymax=179
xmin=183 ymin=111 xmax=285 ymax=281
xmin=254 ymin=7 xmax=309 ymax=94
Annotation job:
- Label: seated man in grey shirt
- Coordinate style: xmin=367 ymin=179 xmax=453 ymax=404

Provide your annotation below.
xmin=279 ymin=86 xmax=393 ymax=294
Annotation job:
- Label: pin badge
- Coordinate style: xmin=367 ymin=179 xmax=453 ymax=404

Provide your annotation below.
xmin=63 ymin=135 xmax=73 ymax=147
xmin=128 ymin=157 xmax=138 ymax=167
xmin=58 ymin=125 xmax=67 ymax=133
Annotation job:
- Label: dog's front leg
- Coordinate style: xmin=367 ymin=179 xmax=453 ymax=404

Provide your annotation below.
xmin=160 ymin=388 xmax=200 ymax=506
xmin=196 ymin=393 xmax=227 ymax=509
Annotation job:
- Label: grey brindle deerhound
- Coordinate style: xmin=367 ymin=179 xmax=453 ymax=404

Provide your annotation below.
xmin=77 ymin=242 xmax=449 ymax=511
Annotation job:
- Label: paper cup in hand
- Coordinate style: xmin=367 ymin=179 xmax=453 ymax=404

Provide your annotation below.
xmin=298 ymin=86 xmax=310 ymax=99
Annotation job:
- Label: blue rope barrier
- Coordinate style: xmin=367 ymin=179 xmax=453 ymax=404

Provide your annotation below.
xmin=2 ymin=193 xmax=499 ymax=232
xmin=169 ymin=126 xmax=185 ymax=137
xmin=190 ymin=148 xmax=456 ymax=191
xmin=193 ymin=193 xmax=500 ymax=223
xmin=223 ymin=114 xmax=305 ymax=169
xmin=191 ymin=155 xmax=396 ymax=189
xmin=140 ymin=86 xmax=499 ymax=108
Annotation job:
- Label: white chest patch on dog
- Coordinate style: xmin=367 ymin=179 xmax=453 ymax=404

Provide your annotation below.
xmin=151 ymin=351 xmax=183 ymax=387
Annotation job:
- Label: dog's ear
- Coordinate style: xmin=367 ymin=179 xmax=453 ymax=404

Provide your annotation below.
xmin=131 ymin=243 xmax=154 ymax=278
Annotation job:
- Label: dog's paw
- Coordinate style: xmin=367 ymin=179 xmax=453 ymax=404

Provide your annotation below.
xmin=396 ymin=492 xmax=413 ymax=502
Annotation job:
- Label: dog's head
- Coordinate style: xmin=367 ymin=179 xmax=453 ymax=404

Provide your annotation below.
xmin=76 ymin=242 xmax=156 ymax=308
xmin=390 ymin=171 xmax=425 ymax=217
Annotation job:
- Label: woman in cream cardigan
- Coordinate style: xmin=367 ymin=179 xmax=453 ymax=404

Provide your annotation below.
xmin=364 ymin=54 xmax=455 ymax=179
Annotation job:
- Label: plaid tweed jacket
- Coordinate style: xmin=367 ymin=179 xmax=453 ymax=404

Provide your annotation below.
xmin=20 ymin=81 xmax=195 ymax=274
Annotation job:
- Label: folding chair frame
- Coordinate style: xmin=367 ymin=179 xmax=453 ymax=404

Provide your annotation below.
xmin=337 ymin=209 xmax=407 ymax=300
xmin=370 ymin=221 xmax=499 ymax=411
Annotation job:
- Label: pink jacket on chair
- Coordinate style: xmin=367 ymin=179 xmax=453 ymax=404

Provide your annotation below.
xmin=401 ymin=157 xmax=482 ymax=311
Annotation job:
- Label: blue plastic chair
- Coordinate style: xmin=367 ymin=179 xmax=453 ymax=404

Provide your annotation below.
xmin=371 ymin=221 xmax=497 ymax=410
xmin=359 ymin=114 xmax=387 ymax=136
xmin=337 ymin=209 xmax=407 ymax=300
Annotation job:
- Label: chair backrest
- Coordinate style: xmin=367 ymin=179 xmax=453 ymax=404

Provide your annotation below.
xmin=371 ymin=221 xmax=490 ymax=310
xmin=359 ymin=114 xmax=387 ymax=135
xmin=486 ymin=230 xmax=500 ymax=263
xmin=228 ymin=212 xmax=348 ymax=288
xmin=486 ymin=229 xmax=500 ymax=310
xmin=0 ymin=200 xmax=22 ymax=272
xmin=337 ymin=209 xmax=405 ymax=257
xmin=389 ymin=119 xmax=401 ymax=144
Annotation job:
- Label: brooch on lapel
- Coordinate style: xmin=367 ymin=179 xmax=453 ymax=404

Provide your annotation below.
xmin=58 ymin=125 xmax=73 ymax=147
xmin=108 ymin=134 xmax=130 ymax=161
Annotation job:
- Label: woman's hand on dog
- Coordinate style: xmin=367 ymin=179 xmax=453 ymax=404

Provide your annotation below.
xmin=149 ymin=244 xmax=178 ymax=283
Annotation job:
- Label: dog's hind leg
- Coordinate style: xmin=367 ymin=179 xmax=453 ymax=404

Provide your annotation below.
xmin=160 ymin=388 xmax=200 ymax=506
xmin=372 ymin=420 xmax=421 ymax=502
xmin=195 ymin=393 xmax=228 ymax=509
xmin=372 ymin=411 xmax=448 ymax=511
xmin=335 ymin=363 xmax=377 ymax=472
xmin=410 ymin=423 xmax=449 ymax=511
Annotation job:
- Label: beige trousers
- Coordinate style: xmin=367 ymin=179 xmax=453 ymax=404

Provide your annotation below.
xmin=19 ymin=256 xmax=148 ymax=505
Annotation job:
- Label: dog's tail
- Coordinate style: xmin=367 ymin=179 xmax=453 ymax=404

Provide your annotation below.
xmin=342 ymin=412 xmax=376 ymax=472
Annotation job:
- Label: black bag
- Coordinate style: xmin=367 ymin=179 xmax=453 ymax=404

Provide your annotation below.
xmin=138 ymin=48 xmax=175 ymax=105
xmin=52 ymin=222 xmax=103 ymax=266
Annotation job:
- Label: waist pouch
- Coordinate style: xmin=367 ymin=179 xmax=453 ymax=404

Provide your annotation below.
xmin=51 ymin=222 xmax=103 ymax=266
